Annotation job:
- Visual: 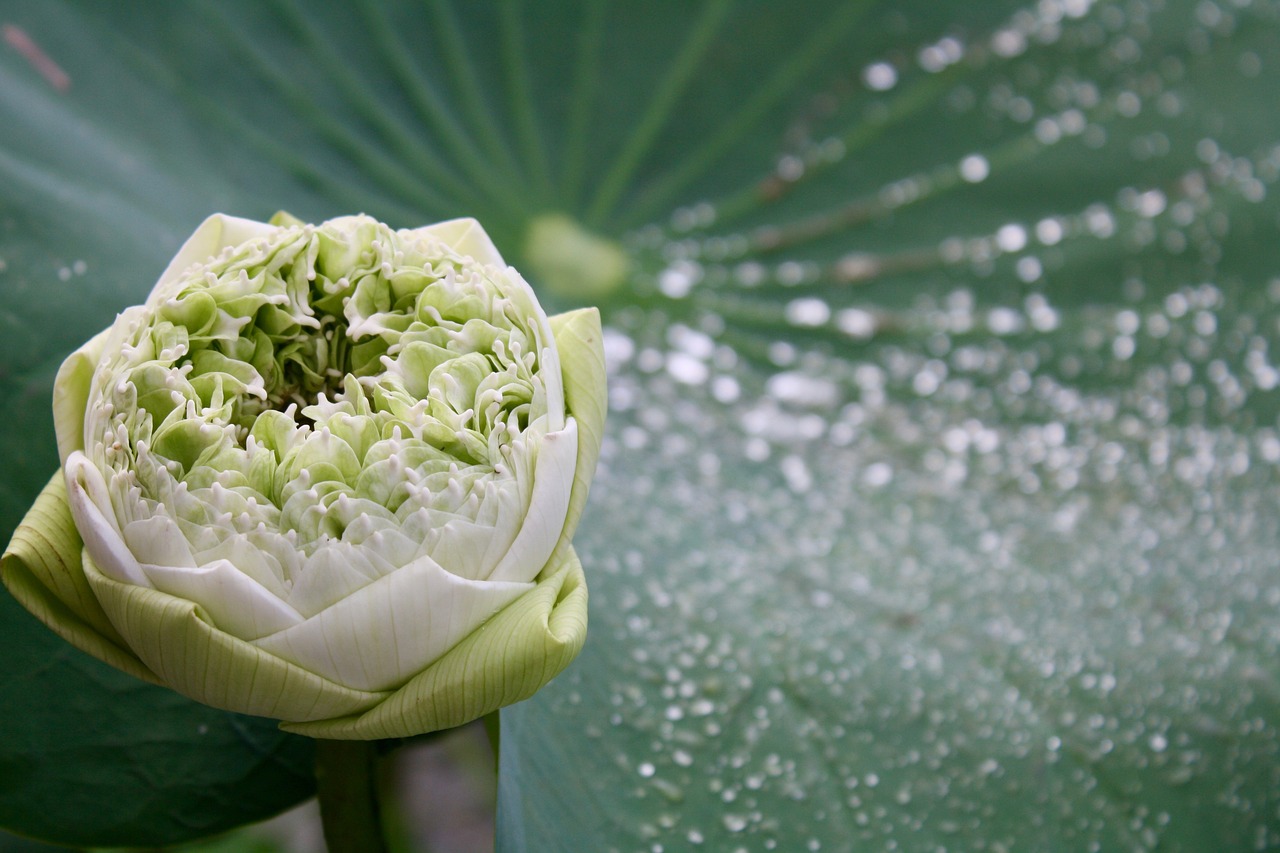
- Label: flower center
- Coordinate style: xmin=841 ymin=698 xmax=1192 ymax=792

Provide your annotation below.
xmin=262 ymin=314 xmax=354 ymax=427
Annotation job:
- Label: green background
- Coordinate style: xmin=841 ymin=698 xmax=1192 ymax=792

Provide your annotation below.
xmin=2 ymin=1 xmax=1279 ymax=849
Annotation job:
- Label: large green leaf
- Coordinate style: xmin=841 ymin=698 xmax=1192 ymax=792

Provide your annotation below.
xmin=2 ymin=0 xmax=1279 ymax=849
xmin=0 ymin=599 xmax=314 ymax=846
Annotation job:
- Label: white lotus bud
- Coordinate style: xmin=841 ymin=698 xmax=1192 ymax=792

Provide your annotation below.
xmin=3 ymin=213 xmax=606 ymax=739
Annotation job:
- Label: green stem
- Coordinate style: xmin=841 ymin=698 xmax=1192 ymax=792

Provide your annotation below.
xmin=482 ymin=710 xmax=502 ymax=773
xmin=315 ymin=739 xmax=389 ymax=853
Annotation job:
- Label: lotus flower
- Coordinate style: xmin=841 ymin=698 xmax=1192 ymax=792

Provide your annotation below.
xmin=2 ymin=213 xmax=605 ymax=739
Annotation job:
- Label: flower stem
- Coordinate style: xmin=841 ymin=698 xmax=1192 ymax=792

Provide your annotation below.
xmin=314 ymin=738 xmax=389 ymax=853
xmin=482 ymin=711 xmax=501 ymax=772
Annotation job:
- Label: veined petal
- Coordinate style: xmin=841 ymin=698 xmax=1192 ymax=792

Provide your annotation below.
xmin=1 ymin=472 xmax=157 ymax=683
xmin=281 ymin=548 xmax=586 ymax=739
xmin=83 ymin=553 xmax=388 ymax=722
xmin=547 ymin=308 xmax=607 ymax=570
xmin=254 ymin=555 xmax=532 ymax=692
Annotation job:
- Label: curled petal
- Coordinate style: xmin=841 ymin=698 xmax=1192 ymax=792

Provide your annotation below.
xmin=64 ymin=452 xmax=149 ymax=588
xmin=0 ymin=473 xmax=155 ymax=683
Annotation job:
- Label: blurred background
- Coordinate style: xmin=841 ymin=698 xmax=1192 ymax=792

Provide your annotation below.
xmin=2 ymin=1 xmax=1280 ymax=850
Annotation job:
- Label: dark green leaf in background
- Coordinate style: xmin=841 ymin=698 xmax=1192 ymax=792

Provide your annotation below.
xmin=2 ymin=1 xmax=1279 ymax=850
xmin=0 ymin=601 xmax=314 ymax=846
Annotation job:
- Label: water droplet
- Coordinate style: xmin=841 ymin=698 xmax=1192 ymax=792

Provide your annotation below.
xmin=959 ymin=154 xmax=990 ymax=183
xmin=863 ymin=61 xmax=898 ymax=91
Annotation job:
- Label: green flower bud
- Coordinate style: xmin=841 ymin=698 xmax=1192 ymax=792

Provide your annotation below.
xmin=3 ymin=214 xmax=606 ymax=739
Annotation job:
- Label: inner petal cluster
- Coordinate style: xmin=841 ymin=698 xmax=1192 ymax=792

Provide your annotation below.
xmin=82 ymin=217 xmax=566 ymax=625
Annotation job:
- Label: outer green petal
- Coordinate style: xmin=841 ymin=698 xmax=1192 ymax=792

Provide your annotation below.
xmin=546 ymin=308 xmax=607 ymax=574
xmin=82 ymin=556 xmax=390 ymax=723
xmin=280 ymin=548 xmax=588 ymax=740
xmin=1 ymin=472 xmax=156 ymax=683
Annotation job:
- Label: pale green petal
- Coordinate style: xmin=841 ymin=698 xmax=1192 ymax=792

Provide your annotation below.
xmin=122 ymin=515 xmax=196 ymax=567
xmin=487 ymin=419 xmax=578 ymax=583
xmin=284 ymin=545 xmax=384 ymax=615
xmin=413 ymin=217 xmax=506 ymax=267
xmin=64 ymin=452 xmax=150 ymax=588
xmin=141 ymin=559 xmax=303 ymax=640
xmin=421 ymin=487 xmax=524 ymax=582
xmin=83 ymin=554 xmax=387 ymax=722
xmin=546 ymin=308 xmax=607 ymax=574
xmin=269 ymin=210 xmax=305 ymax=228
xmin=281 ymin=548 xmax=587 ymax=739
xmin=150 ymin=213 xmax=279 ymax=298
xmin=52 ymin=327 xmax=110 ymax=463
xmin=194 ymin=534 xmax=295 ymax=600
xmin=0 ymin=472 xmax=157 ymax=684
xmin=255 ymin=556 xmax=532 ymax=692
